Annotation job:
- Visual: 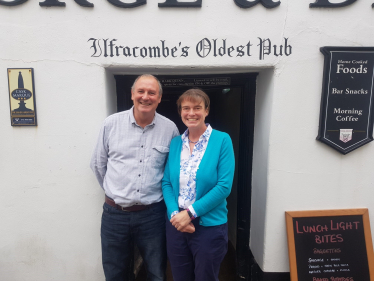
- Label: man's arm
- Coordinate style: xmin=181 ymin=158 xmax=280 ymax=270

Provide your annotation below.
xmin=172 ymin=124 xmax=179 ymax=138
xmin=90 ymin=123 xmax=109 ymax=189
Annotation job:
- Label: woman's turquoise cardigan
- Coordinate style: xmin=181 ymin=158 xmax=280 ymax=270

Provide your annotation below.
xmin=162 ymin=129 xmax=235 ymax=227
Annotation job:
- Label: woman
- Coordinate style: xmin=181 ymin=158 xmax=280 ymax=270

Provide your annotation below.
xmin=162 ymin=89 xmax=235 ymax=281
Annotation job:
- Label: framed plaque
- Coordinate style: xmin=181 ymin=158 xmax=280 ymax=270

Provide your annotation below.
xmin=286 ymin=209 xmax=374 ymax=281
xmin=316 ymin=47 xmax=374 ymax=154
xmin=7 ymin=68 xmax=37 ymax=126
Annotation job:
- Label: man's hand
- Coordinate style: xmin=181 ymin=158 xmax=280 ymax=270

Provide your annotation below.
xmin=170 ymin=210 xmax=191 ymax=231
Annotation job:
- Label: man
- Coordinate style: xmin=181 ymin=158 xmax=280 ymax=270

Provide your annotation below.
xmin=90 ymin=74 xmax=179 ymax=281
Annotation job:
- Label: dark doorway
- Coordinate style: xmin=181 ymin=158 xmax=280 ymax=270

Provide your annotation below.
xmin=115 ymin=73 xmax=257 ymax=281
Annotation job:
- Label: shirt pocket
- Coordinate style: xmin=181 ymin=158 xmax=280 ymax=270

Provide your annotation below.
xmin=151 ymin=146 xmax=169 ymax=168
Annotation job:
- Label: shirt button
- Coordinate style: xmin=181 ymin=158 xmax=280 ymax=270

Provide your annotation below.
xmin=137 ymin=190 xmax=139 ymax=192
xmin=138 ymin=174 xmax=141 ymax=177
xmin=141 ymin=145 xmax=144 ymax=148
xmin=140 ymin=160 xmax=142 ymax=163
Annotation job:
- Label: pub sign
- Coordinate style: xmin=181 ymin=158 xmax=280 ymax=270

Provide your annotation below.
xmin=8 ymin=68 xmax=37 ymax=126
xmin=317 ymin=47 xmax=374 ymax=154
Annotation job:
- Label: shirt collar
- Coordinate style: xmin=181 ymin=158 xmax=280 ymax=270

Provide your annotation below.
xmin=129 ymin=106 xmax=157 ymax=127
xmin=181 ymin=124 xmax=212 ymax=143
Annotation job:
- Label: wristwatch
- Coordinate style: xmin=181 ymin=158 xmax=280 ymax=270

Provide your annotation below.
xmin=187 ymin=209 xmax=195 ymax=220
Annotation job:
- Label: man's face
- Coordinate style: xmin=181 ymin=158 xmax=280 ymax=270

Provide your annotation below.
xmin=131 ymin=77 xmax=161 ymax=116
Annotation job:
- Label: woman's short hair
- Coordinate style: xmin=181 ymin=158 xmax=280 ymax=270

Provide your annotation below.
xmin=176 ymin=88 xmax=210 ymax=115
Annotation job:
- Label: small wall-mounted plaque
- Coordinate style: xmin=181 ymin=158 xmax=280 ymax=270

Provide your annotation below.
xmin=7 ymin=68 xmax=37 ymax=126
xmin=317 ymin=47 xmax=374 ymax=154
xmin=286 ymin=209 xmax=374 ymax=281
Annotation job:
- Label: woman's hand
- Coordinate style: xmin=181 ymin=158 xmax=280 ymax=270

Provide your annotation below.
xmin=170 ymin=210 xmax=191 ymax=231
xmin=180 ymin=222 xmax=195 ymax=233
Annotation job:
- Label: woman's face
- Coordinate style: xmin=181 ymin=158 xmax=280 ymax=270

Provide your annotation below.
xmin=180 ymin=99 xmax=208 ymax=131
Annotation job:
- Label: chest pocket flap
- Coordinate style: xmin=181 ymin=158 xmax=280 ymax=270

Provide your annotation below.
xmin=151 ymin=146 xmax=169 ymax=167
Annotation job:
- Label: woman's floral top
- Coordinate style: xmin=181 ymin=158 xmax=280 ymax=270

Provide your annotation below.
xmin=171 ymin=124 xmax=212 ymax=218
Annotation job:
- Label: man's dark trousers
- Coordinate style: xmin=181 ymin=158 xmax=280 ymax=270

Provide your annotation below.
xmin=101 ymin=201 xmax=167 ymax=281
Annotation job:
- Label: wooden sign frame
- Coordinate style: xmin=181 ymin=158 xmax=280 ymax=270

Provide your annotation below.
xmin=286 ymin=209 xmax=374 ymax=281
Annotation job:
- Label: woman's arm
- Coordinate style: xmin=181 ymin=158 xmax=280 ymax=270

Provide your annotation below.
xmin=162 ymin=156 xmax=195 ymax=233
xmin=161 ymin=151 xmax=179 ymax=219
xmin=192 ymin=134 xmax=235 ymax=217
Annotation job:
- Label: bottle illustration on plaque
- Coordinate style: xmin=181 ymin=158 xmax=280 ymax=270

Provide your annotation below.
xmin=12 ymin=72 xmax=33 ymax=113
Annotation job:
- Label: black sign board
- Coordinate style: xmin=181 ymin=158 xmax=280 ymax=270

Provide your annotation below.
xmin=160 ymin=77 xmax=231 ymax=87
xmin=317 ymin=47 xmax=374 ymax=154
xmin=286 ymin=209 xmax=374 ymax=281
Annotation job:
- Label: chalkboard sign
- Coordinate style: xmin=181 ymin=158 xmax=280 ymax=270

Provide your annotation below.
xmin=286 ymin=209 xmax=374 ymax=281
xmin=317 ymin=47 xmax=374 ymax=154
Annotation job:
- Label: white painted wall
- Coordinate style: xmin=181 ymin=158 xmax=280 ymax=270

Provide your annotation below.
xmin=251 ymin=68 xmax=274 ymax=269
xmin=1 ymin=0 xmax=374 ymax=278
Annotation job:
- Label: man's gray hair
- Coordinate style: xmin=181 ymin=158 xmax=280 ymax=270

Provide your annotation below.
xmin=131 ymin=74 xmax=163 ymax=96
